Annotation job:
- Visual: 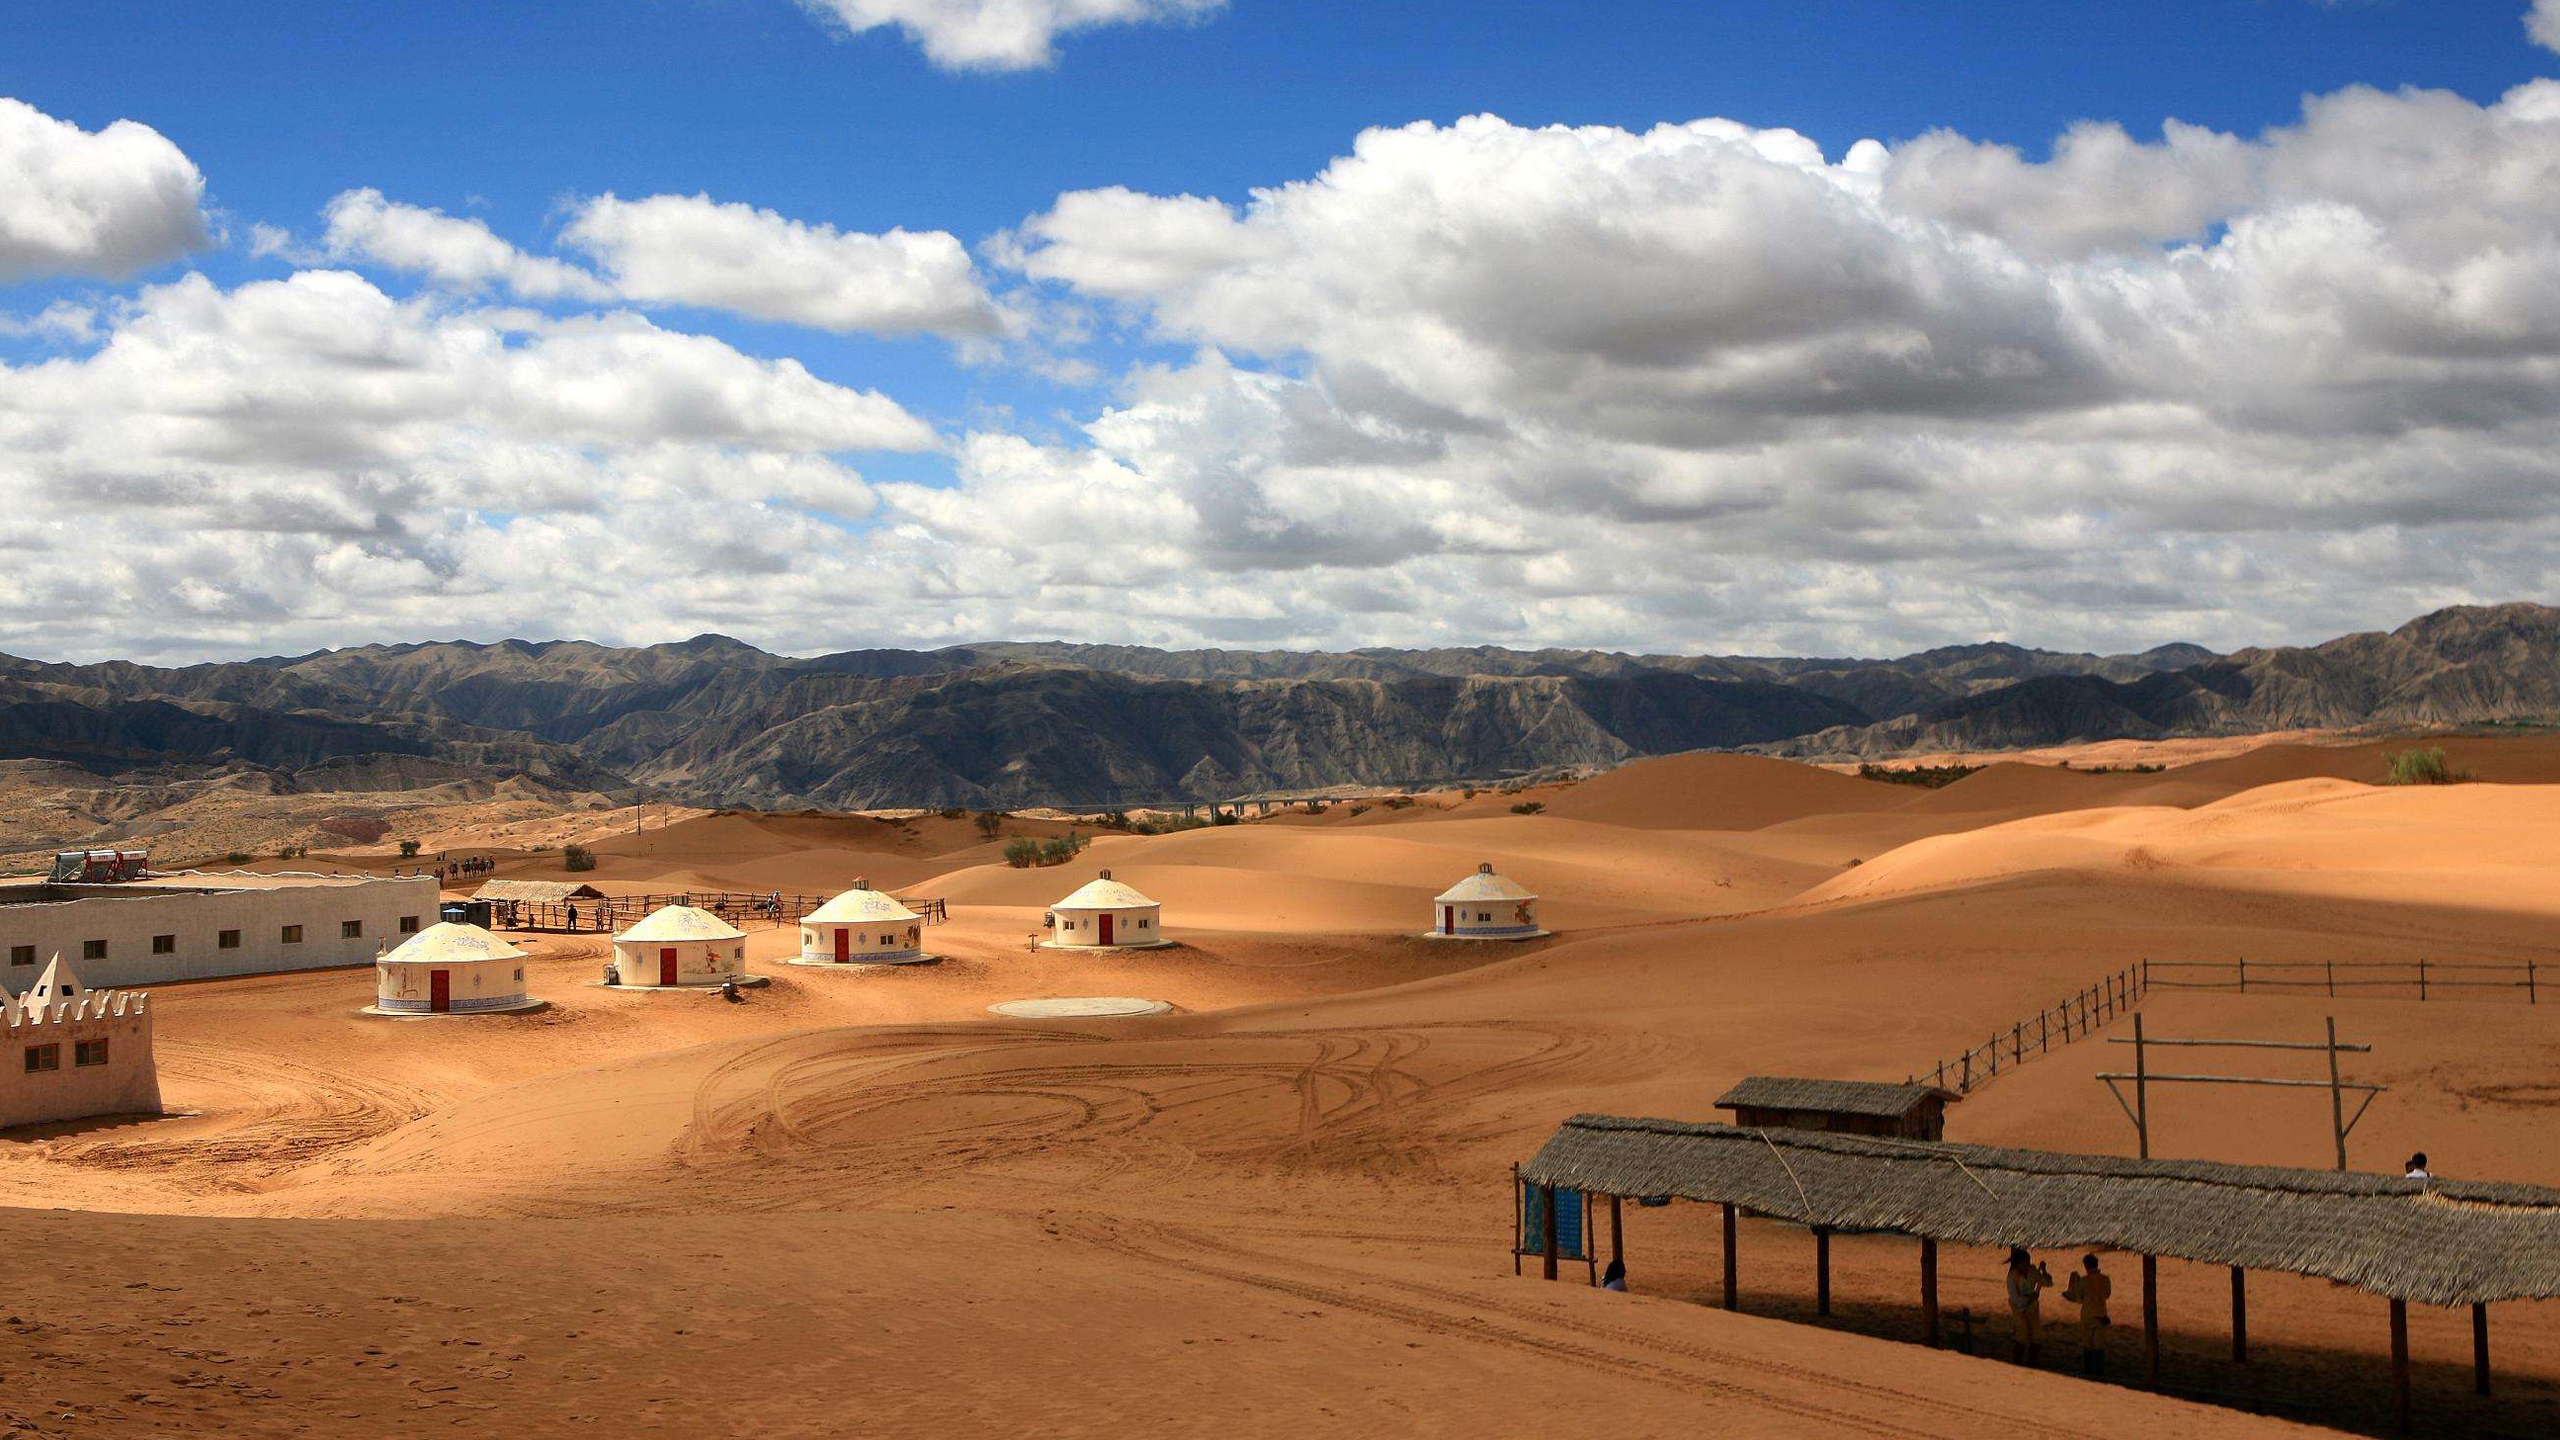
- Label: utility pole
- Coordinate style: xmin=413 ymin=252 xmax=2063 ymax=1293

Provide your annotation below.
xmin=2132 ymin=1013 xmax=2149 ymax=1158
xmin=2327 ymin=1015 xmax=2349 ymax=1172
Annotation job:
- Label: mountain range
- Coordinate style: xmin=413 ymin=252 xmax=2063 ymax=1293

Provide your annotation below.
xmin=0 ymin=603 xmax=2552 ymax=809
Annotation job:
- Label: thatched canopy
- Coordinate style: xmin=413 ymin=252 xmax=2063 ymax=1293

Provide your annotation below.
xmin=473 ymin=880 xmax=607 ymax=903
xmin=1716 ymin=1077 xmax=1950 ymax=1120
xmin=1522 ymin=1116 xmax=2560 ymax=1307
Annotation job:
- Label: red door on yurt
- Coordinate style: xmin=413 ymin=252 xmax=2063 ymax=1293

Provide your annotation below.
xmin=1442 ymin=905 xmax=1454 ymax=934
xmin=429 ymin=969 xmax=451 ymax=1013
xmin=658 ymin=947 xmax=680 ymax=985
xmin=834 ymin=929 xmax=850 ymax=963
xmin=1098 ymin=914 xmax=1115 ymax=945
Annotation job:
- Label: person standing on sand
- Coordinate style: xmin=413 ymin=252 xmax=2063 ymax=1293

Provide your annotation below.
xmin=2006 ymin=1248 xmax=2053 ymax=1364
xmin=2061 ymin=1254 xmax=2111 ymax=1375
xmin=1601 ymin=1259 xmax=1627 ymax=1292
xmin=2405 ymin=1153 xmax=2433 ymax=1181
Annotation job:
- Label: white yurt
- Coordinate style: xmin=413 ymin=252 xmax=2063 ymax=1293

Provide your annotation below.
xmin=609 ymin=905 xmax=749 ymax=988
xmin=793 ymin=879 xmax=932 ymax=965
xmin=1045 ymin=869 xmax=1171 ymax=950
xmin=1427 ymin=862 xmax=1547 ymax=940
xmin=369 ymin=922 xmax=540 ymax=1015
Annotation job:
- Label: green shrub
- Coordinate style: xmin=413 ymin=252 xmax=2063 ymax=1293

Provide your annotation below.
xmin=973 ymin=810 xmax=1006 ymax=838
xmin=1037 ymin=837 xmax=1078 ymax=865
xmin=1002 ymin=837 xmax=1040 ymax=868
xmin=941 ymin=806 xmax=969 ymax=820
xmin=563 ymin=843 xmax=597 ymax=872
xmin=225 ymin=851 xmax=252 ymax=865
xmin=1857 ymin=762 xmax=1983 ymax=789
xmin=2385 ymin=747 xmax=2464 ymax=785
xmin=1347 ymin=804 xmax=1370 ymax=817
xmin=1510 ymin=801 xmax=1546 ymax=815
xmin=397 ymin=839 xmax=421 ymax=858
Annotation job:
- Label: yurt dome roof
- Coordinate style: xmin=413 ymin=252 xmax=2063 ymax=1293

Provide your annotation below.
xmin=1435 ymin=862 xmax=1537 ymax=904
xmin=1053 ymin=868 xmax=1158 ymax=910
xmin=384 ymin=921 xmax=530 ymax=965
xmin=805 ymin=883 xmax=922 ymax=924
xmin=614 ymin=904 xmax=747 ymax=943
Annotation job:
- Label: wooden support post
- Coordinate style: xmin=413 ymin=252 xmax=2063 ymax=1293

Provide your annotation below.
xmin=2231 ymin=1267 xmax=2248 ymax=1363
xmin=2390 ymin=1298 xmax=2410 ymax=1431
xmin=2529 ymin=960 xmax=2538 ymax=1005
xmin=1921 ymin=1237 xmax=1940 ymax=1347
xmin=1722 ymin=1202 xmax=1739 ymax=1310
xmin=2474 ymin=1302 xmax=2491 ymax=1397
xmin=2419 ymin=956 xmax=2430 ymax=1002
xmin=2142 ymin=1254 xmax=2160 ymax=1383
xmin=2327 ymin=1015 xmax=2349 ymax=1173
xmin=2239 ymin=955 xmax=2248 ymax=992
xmin=1541 ymin=1183 xmax=1559 ymax=1282
xmin=1511 ymin=1164 xmax=1522 ymax=1275
xmin=1815 ymin=1227 xmax=1832 ymax=1317
xmin=1609 ymin=1194 xmax=1623 ymax=1270
xmin=2327 ymin=957 xmax=2336 ymax=997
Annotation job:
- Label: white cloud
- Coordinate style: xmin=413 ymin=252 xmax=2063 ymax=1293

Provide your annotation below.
xmin=0 ymin=269 xmax=940 ymax=659
xmin=1884 ymin=119 xmax=2258 ymax=259
xmin=0 ymin=300 xmax=97 ymax=345
xmin=561 ymin=193 xmax=999 ymax=337
xmin=299 ymin=188 xmax=998 ymax=339
xmin=0 ymin=97 xmax=208 ymax=283
xmin=793 ymin=0 xmax=1223 ymax=72
xmin=318 ymin=189 xmax=612 ymax=302
xmin=2531 ymin=0 xmax=2560 ymax=55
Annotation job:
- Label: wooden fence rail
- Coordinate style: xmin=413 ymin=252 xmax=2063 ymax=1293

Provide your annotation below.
xmin=1910 ymin=965 xmax=2147 ymax=1096
xmin=2145 ymin=957 xmax=2539 ymax=1003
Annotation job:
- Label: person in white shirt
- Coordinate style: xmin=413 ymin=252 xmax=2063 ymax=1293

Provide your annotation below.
xmin=2405 ymin=1152 xmax=2433 ymax=1181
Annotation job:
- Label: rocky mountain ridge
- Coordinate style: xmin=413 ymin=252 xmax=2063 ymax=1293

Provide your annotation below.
xmin=0 ymin=603 xmax=2552 ymax=808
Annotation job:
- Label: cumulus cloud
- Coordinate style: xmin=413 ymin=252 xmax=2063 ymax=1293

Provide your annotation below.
xmin=561 ymin=193 xmax=1001 ymax=337
xmin=793 ymin=0 xmax=1223 ymax=72
xmin=317 ymin=189 xmax=612 ymax=301
xmin=2532 ymin=0 xmax=2560 ymax=54
xmin=0 ymin=97 xmax=208 ymax=282
xmin=298 ymin=188 xmax=999 ymax=339
xmin=0 ymin=269 xmax=938 ymax=659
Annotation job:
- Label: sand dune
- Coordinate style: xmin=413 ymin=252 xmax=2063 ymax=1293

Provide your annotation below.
xmin=11 ymin=750 xmax=2560 ymax=1436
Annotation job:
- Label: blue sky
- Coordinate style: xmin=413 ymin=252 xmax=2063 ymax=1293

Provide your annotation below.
xmin=2 ymin=1 xmax=2559 ymax=661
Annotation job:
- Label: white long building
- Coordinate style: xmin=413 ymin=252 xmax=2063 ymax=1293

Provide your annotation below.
xmin=0 ymin=870 xmax=441 ymax=993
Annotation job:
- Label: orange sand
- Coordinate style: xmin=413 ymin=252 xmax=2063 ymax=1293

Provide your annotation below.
xmin=6 ymin=748 xmax=2560 ymax=1437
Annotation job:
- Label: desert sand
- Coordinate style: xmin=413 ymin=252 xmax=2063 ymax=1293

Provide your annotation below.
xmin=5 ymin=743 xmax=2559 ymax=1437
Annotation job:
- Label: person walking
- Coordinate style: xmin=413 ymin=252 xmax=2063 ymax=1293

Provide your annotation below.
xmin=2006 ymin=1248 xmax=2054 ymax=1365
xmin=2061 ymin=1253 xmax=2112 ymax=1375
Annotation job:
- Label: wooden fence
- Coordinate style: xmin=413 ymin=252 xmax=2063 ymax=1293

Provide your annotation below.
xmin=485 ymin=892 xmax=949 ymax=933
xmin=2144 ymin=957 xmax=2541 ymax=1003
xmin=1909 ymin=965 xmax=2147 ymax=1096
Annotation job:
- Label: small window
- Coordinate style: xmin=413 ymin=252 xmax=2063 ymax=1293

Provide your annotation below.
xmin=281 ymin=925 xmax=303 ymax=944
xmin=341 ymin=920 xmax=364 ymax=939
xmin=217 ymin=929 xmax=241 ymax=950
xmin=152 ymin=934 xmax=176 ymax=955
xmin=81 ymin=939 xmax=107 ymax=960
xmin=513 ymin=967 xmax=524 ymax=983
xmin=74 ymin=1039 xmax=108 ymax=1068
xmin=398 ymin=915 xmax=421 ymax=934
xmin=23 ymin=1044 xmax=59 ymax=1074
xmin=8 ymin=945 xmax=31 ymax=966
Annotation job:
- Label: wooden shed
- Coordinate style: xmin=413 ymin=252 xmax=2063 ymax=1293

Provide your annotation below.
xmin=1714 ymin=1076 xmax=1954 ymax=1141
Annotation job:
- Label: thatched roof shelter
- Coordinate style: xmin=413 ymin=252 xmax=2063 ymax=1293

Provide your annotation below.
xmin=473 ymin=880 xmax=607 ymax=904
xmin=1521 ymin=1115 xmax=2560 ymax=1307
xmin=1715 ymin=1077 xmax=1951 ymax=1121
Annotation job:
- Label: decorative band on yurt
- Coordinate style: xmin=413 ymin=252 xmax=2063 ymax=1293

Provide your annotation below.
xmin=372 ymin=992 xmax=529 ymax=1014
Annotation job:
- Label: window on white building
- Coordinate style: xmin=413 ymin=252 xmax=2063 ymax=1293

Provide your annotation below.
xmin=75 ymin=1039 xmax=108 ymax=1067
xmin=152 ymin=934 xmax=176 ymax=954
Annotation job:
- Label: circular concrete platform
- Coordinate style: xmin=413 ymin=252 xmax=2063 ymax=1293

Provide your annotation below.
xmin=987 ymin=996 xmax=1173 ymax=1019
xmin=360 ymin=998 xmax=549 ymax=1018
xmin=1035 ymin=939 xmax=1178 ymax=952
xmin=783 ymin=953 xmax=940 ymax=967
xmin=583 ymin=974 xmax=772 ymax=992
xmin=1417 ymin=929 xmax=1552 ymax=941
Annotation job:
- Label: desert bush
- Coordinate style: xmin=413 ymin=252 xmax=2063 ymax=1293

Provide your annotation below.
xmin=225 ymin=851 xmax=252 ymax=865
xmin=1347 ymin=804 xmax=1370 ymax=817
xmin=1510 ymin=801 xmax=1546 ymax=815
xmin=1003 ymin=837 xmax=1040 ymax=868
xmin=940 ymin=806 xmax=969 ymax=821
xmin=1382 ymin=796 xmax=1416 ymax=810
xmin=2385 ymin=747 xmax=2464 ymax=785
xmin=563 ymin=843 xmax=597 ymax=872
xmin=1857 ymin=762 xmax=1983 ymax=789
xmin=398 ymin=839 xmax=421 ymax=858
xmin=973 ymin=810 xmax=1006 ymax=838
